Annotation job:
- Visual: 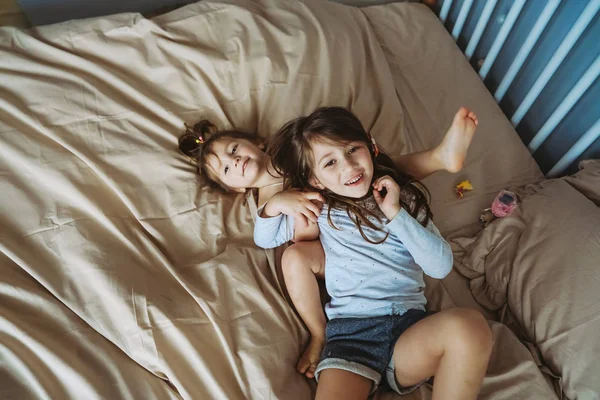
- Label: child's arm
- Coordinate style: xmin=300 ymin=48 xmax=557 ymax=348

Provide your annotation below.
xmin=373 ymin=176 xmax=452 ymax=279
xmin=387 ymin=210 xmax=452 ymax=279
xmin=254 ymin=206 xmax=293 ymax=249
xmin=254 ymin=190 xmax=322 ymax=249
xmin=292 ymin=213 xmax=320 ymax=242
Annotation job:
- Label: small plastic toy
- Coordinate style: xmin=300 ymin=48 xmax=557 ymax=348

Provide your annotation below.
xmin=491 ymin=190 xmax=518 ymax=217
xmin=479 ymin=190 xmax=519 ymax=226
xmin=455 ymin=180 xmax=473 ymax=197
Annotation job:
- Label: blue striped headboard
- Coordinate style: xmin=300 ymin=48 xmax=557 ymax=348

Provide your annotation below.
xmin=435 ymin=0 xmax=599 ymax=177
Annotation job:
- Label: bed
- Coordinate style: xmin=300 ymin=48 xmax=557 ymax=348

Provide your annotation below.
xmin=0 ymin=1 xmax=598 ymax=399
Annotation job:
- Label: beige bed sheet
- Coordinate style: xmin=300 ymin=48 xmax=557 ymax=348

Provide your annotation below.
xmin=1 ymin=0 xmax=550 ymax=399
xmin=0 ymin=0 xmax=407 ymax=397
xmin=362 ymin=3 xmax=543 ymax=234
xmin=452 ymin=160 xmax=600 ymax=399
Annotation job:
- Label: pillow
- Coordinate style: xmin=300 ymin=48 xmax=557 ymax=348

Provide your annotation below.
xmin=452 ymin=169 xmax=600 ymax=398
xmin=564 ymin=160 xmax=600 ymax=206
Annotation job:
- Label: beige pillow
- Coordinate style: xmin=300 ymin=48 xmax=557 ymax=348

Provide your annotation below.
xmin=564 ymin=160 xmax=600 ymax=206
xmin=509 ymin=179 xmax=600 ymax=399
xmin=452 ymin=170 xmax=600 ymax=398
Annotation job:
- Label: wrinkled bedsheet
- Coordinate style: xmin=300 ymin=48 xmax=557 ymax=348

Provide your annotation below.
xmin=452 ymin=160 xmax=600 ymax=399
xmin=1 ymin=1 xmax=556 ymax=399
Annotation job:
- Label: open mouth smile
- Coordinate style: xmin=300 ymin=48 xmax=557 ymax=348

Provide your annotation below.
xmin=345 ymin=173 xmax=364 ymax=186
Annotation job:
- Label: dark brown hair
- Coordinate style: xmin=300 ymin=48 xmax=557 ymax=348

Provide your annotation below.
xmin=267 ymin=107 xmax=432 ymax=243
xmin=178 ymin=119 xmax=263 ymax=192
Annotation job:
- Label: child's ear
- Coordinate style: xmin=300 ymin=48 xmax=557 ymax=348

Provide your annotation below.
xmin=258 ymin=143 xmax=265 ymax=150
xmin=310 ymin=176 xmax=325 ymax=190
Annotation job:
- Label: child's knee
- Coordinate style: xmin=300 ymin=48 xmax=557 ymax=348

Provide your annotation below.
xmin=282 ymin=245 xmax=303 ymax=271
xmin=447 ymin=308 xmax=493 ymax=354
xmin=282 ymin=244 xmax=312 ymax=273
xmin=282 ymin=243 xmax=324 ymax=276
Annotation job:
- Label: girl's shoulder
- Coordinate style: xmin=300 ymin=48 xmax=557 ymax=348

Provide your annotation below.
xmin=257 ymin=185 xmax=285 ymax=208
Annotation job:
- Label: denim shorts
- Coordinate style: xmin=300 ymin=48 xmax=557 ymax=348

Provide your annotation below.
xmin=314 ymin=309 xmax=431 ymax=395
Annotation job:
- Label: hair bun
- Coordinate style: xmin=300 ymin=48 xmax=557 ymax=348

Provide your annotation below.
xmin=178 ymin=119 xmax=218 ymax=159
xmin=194 ymin=119 xmax=218 ymax=137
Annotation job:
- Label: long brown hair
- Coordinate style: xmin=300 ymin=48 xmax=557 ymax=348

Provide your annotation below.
xmin=178 ymin=119 xmax=264 ymax=192
xmin=267 ymin=107 xmax=432 ymax=244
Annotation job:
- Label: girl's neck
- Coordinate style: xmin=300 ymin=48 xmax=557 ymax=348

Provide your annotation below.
xmin=255 ymin=159 xmax=283 ymax=189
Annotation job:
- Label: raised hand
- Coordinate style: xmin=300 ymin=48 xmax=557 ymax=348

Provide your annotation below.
xmin=263 ymin=189 xmax=325 ymax=225
xmin=372 ymin=175 xmax=402 ymax=220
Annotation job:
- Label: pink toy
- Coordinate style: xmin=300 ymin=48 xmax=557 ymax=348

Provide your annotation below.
xmin=491 ymin=190 xmax=518 ymax=218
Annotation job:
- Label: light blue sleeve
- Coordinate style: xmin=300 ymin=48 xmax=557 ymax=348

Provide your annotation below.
xmin=253 ymin=205 xmax=295 ymax=249
xmin=387 ymin=208 xmax=453 ymax=279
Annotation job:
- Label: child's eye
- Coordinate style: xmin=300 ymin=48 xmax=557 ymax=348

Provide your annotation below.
xmin=325 ymin=160 xmax=336 ymax=167
xmin=348 ymin=147 xmax=358 ymax=154
xmin=224 ymin=166 xmax=229 ymax=175
xmin=231 ymin=145 xmax=238 ymax=154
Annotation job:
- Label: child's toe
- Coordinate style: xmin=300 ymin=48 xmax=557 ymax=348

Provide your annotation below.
xmin=305 ymin=363 xmax=318 ymax=379
xmin=297 ymin=361 xmax=307 ymax=374
xmin=457 ymin=107 xmax=468 ymax=118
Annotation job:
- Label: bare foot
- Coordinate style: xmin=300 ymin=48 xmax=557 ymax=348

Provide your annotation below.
xmin=297 ymin=336 xmax=324 ymax=379
xmin=436 ymin=107 xmax=478 ymax=173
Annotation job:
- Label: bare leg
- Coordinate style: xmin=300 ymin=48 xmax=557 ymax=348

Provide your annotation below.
xmin=394 ymin=148 xmax=444 ymax=181
xmin=395 ymin=107 xmax=478 ymax=180
xmin=315 ymin=369 xmax=371 ymax=400
xmin=391 ymin=308 xmax=492 ymax=400
xmin=281 ymin=241 xmax=326 ymax=379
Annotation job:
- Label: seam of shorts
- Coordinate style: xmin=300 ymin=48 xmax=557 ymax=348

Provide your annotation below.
xmin=315 ymin=357 xmax=381 ymax=385
xmin=385 ymin=363 xmax=427 ymax=396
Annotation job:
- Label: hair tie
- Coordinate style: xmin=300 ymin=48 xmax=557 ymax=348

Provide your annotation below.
xmin=366 ymin=131 xmax=379 ymax=157
xmin=371 ymin=137 xmax=379 ymax=157
xmin=195 ymin=136 xmax=204 ymax=144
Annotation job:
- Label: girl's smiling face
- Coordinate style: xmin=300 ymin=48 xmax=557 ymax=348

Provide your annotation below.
xmin=206 ymin=137 xmax=266 ymax=191
xmin=309 ymin=138 xmax=374 ymax=198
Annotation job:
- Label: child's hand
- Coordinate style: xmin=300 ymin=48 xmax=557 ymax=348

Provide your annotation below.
xmin=263 ymin=189 xmax=324 ymax=225
xmin=373 ymin=175 xmax=402 ymax=220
